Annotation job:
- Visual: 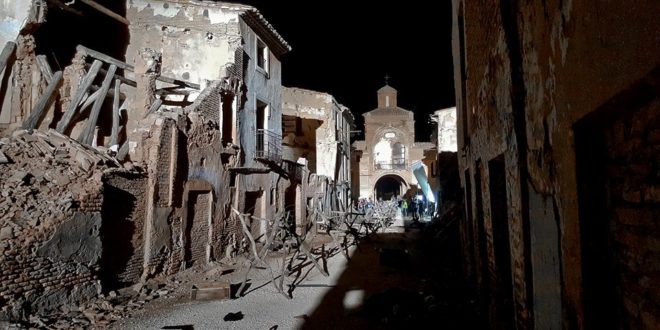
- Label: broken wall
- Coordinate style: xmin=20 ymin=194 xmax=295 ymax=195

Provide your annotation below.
xmin=0 ymin=130 xmax=127 ymax=319
xmin=126 ymin=0 xmax=242 ymax=86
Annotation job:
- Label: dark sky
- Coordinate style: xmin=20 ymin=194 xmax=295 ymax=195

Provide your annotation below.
xmin=239 ymin=1 xmax=456 ymax=141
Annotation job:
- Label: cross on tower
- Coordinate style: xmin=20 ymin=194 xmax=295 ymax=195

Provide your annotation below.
xmin=384 ymin=74 xmax=390 ymax=85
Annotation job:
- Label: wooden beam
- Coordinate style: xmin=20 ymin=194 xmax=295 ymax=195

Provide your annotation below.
xmin=77 ymin=45 xmax=201 ymax=90
xmin=78 ymin=0 xmax=130 ymax=25
xmin=110 ymin=79 xmax=121 ymax=146
xmin=89 ymin=84 xmax=126 ymax=100
xmin=22 ymin=71 xmax=63 ymax=130
xmin=36 ymin=55 xmax=53 ymax=83
xmin=0 ymin=42 xmax=17 ymax=73
xmin=79 ymin=64 xmax=116 ymax=145
xmin=116 ymin=140 xmax=129 ymax=161
xmin=86 ymin=62 xmax=137 ymax=87
xmin=79 ymin=89 xmax=102 ymax=112
xmin=143 ymin=98 xmax=163 ymax=118
xmin=56 ymin=59 xmax=103 ymax=133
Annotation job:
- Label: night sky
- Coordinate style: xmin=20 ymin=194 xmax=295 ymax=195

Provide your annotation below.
xmin=239 ymin=1 xmax=456 ymax=141
xmin=40 ymin=0 xmax=455 ymax=141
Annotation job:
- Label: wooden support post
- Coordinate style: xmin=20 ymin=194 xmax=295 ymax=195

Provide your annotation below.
xmin=87 ymin=62 xmax=137 ymax=87
xmin=111 ymin=79 xmax=121 ymax=146
xmin=56 ymin=59 xmax=103 ymax=133
xmin=36 ymin=55 xmax=53 ymax=83
xmin=143 ymin=98 xmax=163 ymax=118
xmin=89 ymin=84 xmax=126 ymax=100
xmin=80 ymin=89 xmax=102 ymax=111
xmin=77 ymin=45 xmax=201 ymax=89
xmin=116 ymin=140 xmax=129 ymax=161
xmin=79 ymin=64 xmax=116 ymax=145
xmin=22 ymin=71 xmax=63 ymax=130
xmin=78 ymin=0 xmax=130 ymax=25
xmin=0 ymin=42 xmax=16 ymax=73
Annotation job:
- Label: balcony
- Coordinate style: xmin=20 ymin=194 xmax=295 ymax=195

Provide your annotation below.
xmin=374 ymin=163 xmax=407 ymax=170
xmin=255 ymin=128 xmax=282 ymax=163
xmin=282 ymin=159 xmax=305 ymax=182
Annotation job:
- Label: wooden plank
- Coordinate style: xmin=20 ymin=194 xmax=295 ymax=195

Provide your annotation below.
xmin=89 ymin=84 xmax=126 ymax=100
xmin=56 ymin=59 xmax=103 ymax=133
xmin=0 ymin=42 xmax=16 ymax=73
xmin=77 ymin=45 xmax=201 ymax=90
xmin=78 ymin=0 xmax=130 ymax=25
xmin=110 ymin=79 xmax=120 ymax=146
xmin=36 ymin=55 xmax=53 ymax=83
xmin=23 ymin=71 xmax=63 ymax=130
xmin=86 ymin=62 xmax=137 ymax=87
xmin=143 ymin=98 xmax=163 ymax=118
xmin=116 ymin=140 xmax=129 ymax=161
xmin=79 ymin=64 xmax=116 ymax=145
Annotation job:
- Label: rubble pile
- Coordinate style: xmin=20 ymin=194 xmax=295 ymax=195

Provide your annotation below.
xmin=0 ymin=129 xmax=119 ymax=252
xmin=18 ymin=281 xmax=177 ymax=329
xmin=0 ymin=129 xmax=128 ymax=321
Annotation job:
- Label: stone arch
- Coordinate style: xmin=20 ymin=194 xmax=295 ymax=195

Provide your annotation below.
xmin=373 ymin=174 xmax=409 ymax=201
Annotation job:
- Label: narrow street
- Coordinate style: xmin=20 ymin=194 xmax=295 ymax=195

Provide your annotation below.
xmin=117 ymin=213 xmax=475 ymax=330
xmin=1 ymin=1 xmax=658 ymax=328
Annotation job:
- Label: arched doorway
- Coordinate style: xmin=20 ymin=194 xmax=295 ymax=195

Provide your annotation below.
xmin=374 ymin=175 xmax=407 ymax=201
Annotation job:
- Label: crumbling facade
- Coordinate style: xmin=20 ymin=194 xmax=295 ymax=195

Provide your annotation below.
xmin=452 ymin=0 xmax=660 ymax=329
xmin=0 ymin=0 xmax=293 ymax=321
xmin=352 ymin=84 xmax=436 ymax=203
xmin=281 ymin=87 xmax=354 ymax=232
xmin=431 ymin=107 xmax=459 ymax=213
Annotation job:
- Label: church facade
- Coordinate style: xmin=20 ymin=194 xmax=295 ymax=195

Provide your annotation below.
xmin=352 ymin=84 xmax=436 ymax=202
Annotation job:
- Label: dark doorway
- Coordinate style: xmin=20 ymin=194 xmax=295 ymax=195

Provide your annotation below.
xmin=184 ymin=191 xmax=210 ymax=268
xmin=101 ymin=181 xmax=137 ymax=290
xmin=374 ymin=175 xmax=404 ymax=201
xmin=575 ymin=67 xmax=660 ymax=329
xmin=222 ymin=94 xmax=235 ymax=144
xmin=488 ymin=155 xmax=514 ymax=329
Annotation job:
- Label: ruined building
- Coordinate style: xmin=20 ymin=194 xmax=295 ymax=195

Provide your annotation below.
xmin=430 ymin=107 xmax=459 ymax=213
xmin=282 ymin=87 xmax=354 ymax=233
xmin=452 ymin=0 xmax=660 ymax=328
xmin=0 ymin=0 xmax=300 ymax=320
xmin=352 ymin=84 xmax=436 ymax=204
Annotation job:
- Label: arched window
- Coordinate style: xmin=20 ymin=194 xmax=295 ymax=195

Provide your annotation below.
xmin=392 ymin=142 xmax=405 ymax=166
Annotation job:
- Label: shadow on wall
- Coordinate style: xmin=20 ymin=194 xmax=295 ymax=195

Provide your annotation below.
xmin=300 ymin=216 xmax=477 ymax=330
xmin=100 ymin=182 xmax=138 ymax=290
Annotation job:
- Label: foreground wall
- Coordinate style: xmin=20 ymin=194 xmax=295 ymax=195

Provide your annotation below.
xmin=452 ymin=0 xmax=660 ymax=328
xmin=0 ymin=131 xmax=131 ymax=319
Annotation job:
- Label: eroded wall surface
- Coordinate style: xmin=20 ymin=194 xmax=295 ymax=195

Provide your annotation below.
xmin=0 ymin=130 xmax=132 ymax=318
xmin=452 ymin=0 xmax=660 ymax=328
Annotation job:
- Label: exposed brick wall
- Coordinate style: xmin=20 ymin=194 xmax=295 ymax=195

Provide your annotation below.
xmin=156 ymin=124 xmax=176 ymax=207
xmin=101 ymin=171 xmax=148 ymax=288
xmin=186 ymin=191 xmax=210 ymax=266
xmin=187 ymin=81 xmax=223 ymax=124
xmin=0 ymin=131 xmax=122 ymax=319
xmin=607 ymin=99 xmax=660 ymax=329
